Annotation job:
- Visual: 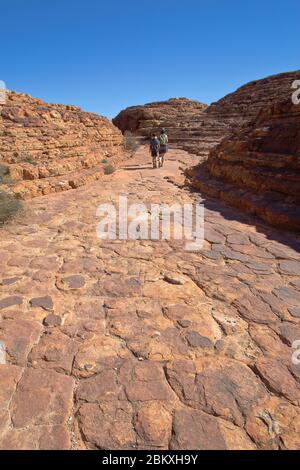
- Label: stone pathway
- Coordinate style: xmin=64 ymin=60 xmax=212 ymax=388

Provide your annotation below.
xmin=0 ymin=146 xmax=300 ymax=450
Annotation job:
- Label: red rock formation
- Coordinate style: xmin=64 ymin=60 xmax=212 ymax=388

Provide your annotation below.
xmin=113 ymin=97 xmax=208 ymax=151
xmin=186 ymin=98 xmax=300 ymax=230
xmin=114 ymin=70 xmax=300 ymax=160
xmin=0 ymin=91 xmax=125 ymax=198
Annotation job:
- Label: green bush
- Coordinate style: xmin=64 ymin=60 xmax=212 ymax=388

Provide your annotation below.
xmin=104 ymin=164 xmax=116 ymax=175
xmin=123 ymin=130 xmax=140 ymax=153
xmin=0 ymin=190 xmax=22 ymax=226
xmin=101 ymin=158 xmax=108 ymax=164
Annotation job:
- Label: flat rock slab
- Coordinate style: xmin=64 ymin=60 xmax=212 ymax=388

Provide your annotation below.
xmin=30 ymin=295 xmax=53 ymax=310
xmin=0 ymin=145 xmax=300 ymax=450
xmin=56 ymin=275 xmax=86 ymax=290
xmin=0 ymin=296 xmax=23 ymax=310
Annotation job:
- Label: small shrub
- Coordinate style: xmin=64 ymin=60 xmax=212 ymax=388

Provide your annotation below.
xmin=123 ymin=130 xmax=140 ymax=153
xmin=0 ymin=190 xmax=22 ymax=226
xmin=25 ymin=156 xmax=38 ymax=166
xmin=104 ymin=164 xmax=116 ymax=175
xmin=0 ymin=165 xmax=9 ymax=183
xmin=101 ymin=158 xmax=108 ymax=164
xmin=0 ymin=165 xmax=14 ymax=186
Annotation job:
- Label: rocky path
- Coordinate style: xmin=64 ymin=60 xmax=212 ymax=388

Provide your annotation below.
xmin=0 ymin=146 xmax=300 ymax=450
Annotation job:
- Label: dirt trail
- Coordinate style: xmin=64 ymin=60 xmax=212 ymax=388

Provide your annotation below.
xmin=0 ymin=146 xmax=300 ymax=450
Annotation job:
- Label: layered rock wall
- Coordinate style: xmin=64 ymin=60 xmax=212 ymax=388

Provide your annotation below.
xmin=186 ymin=98 xmax=300 ymax=230
xmin=113 ymin=71 xmax=300 ymax=160
xmin=0 ymin=92 xmax=125 ymax=198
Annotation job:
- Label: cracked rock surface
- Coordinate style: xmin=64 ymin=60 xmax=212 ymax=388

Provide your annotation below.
xmin=0 ymin=146 xmax=300 ymax=449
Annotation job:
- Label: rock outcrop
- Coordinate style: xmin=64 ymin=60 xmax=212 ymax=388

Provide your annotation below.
xmin=113 ymin=97 xmax=208 ymax=153
xmin=186 ymin=97 xmax=300 ymax=230
xmin=114 ymin=71 xmax=300 ymax=160
xmin=0 ymin=91 xmax=125 ymax=199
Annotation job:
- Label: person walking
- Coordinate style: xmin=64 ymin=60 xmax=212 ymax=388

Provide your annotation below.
xmin=149 ymin=133 xmax=160 ymax=168
xmin=159 ymin=128 xmax=168 ymax=167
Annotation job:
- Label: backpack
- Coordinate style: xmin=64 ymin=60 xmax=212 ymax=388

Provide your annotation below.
xmin=159 ymin=133 xmax=168 ymax=146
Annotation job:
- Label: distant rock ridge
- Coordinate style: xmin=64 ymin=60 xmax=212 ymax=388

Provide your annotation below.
xmin=113 ymin=70 xmax=300 ymax=159
xmin=0 ymin=91 xmax=126 ymax=199
xmin=113 ymin=97 xmax=208 ymax=152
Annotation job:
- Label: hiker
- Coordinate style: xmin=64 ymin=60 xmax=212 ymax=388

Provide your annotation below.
xmin=159 ymin=128 xmax=168 ymax=167
xmin=149 ymin=133 xmax=160 ymax=168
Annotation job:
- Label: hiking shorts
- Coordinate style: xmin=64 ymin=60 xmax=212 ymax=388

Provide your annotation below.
xmin=151 ymin=149 xmax=159 ymax=157
xmin=159 ymin=145 xmax=168 ymax=155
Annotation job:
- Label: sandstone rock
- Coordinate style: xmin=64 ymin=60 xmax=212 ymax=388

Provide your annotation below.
xmin=166 ymin=358 xmax=267 ymax=427
xmin=185 ymin=331 xmax=213 ymax=349
xmin=78 ymin=402 xmax=136 ymax=449
xmin=114 ymin=71 xmax=300 ymax=163
xmin=0 ymin=319 xmax=43 ymax=366
xmin=0 ymin=91 xmax=126 ymax=199
xmin=279 ymin=260 xmax=300 ymax=276
xmin=246 ymin=396 xmax=300 ymax=449
xmin=217 ymin=419 xmax=256 ymax=450
xmin=163 ymin=273 xmax=186 ymax=285
xmin=0 ymin=296 xmax=23 ymax=310
xmin=277 ymin=322 xmax=300 ymax=347
xmin=43 ymin=314 xmax=62 ymax=327
xmin=177 ymin=319 xmax=191 ymax=328
xmin=0 ymin=424 xmax=71 ymax=450
xmin=29 ymin=330 xmax=77 ymax=374
xmin=273 ymin=286 xmax=300 ymax=305
xmin=73 ymin=336 xmax=129 ymax=378
xmin=122 ymin=361 xmax=175 ymax=404
xmin=11 ymin=368 xmax=74 ymax=427
xmin=289 ymin=307 xmax=300 ymax=318
xmin=113 ymin=98 xmax=208 ymax=153
xmin=187 ymin=92 xmax=300 ymax=230
xmin=56 ymin=274 xmax=86 ymax=290
xmin=135 ymin=402 xmax=172 ymax=448
xmin=170 ymin=407 xmax=226 ymax=450
xmin=233 ymin=293 xmax=278 ymax=324
xmin=0 ymin=365 xmax=23 ymax=436
xmin=254 ymin=357 xmax=300 ymax=404
xmin=91 ymin=275 xmax=143 ymax=297
xmin=76 ymin=369 xmax=120 ymax=403
xmin=30 ymin=295 xmax=53 ymax=310
xmin=0 ymin=277 xmax=21 ymax=286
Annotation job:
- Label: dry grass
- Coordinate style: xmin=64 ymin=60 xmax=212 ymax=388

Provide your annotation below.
xmin=0 ymin=190 xmax=22 ymax=226
xmin=104 ymin=164 xmax=116 ymax=175
xmin=123 ymin=130 xmax=140 ymax=154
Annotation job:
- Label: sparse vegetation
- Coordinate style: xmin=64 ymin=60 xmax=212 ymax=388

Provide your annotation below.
xmin=123 ymin=130 xmax=140 ymax=154
xmin=0 ymin=165 xmax=9 ymax=183
xmin=104 ymin=164 xmax=116 ymax=175
xmin=0 ymin=165 xmax=15 ymax=185
xmin=25 ymin=155 xmax=38 ymax=165
xmin=0 ymin=190 xmax=22 ymax=226
xmin=101 ymin=158 xmax=108 ymax=164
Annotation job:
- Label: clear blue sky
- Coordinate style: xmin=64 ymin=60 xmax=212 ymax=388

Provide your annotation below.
xmin=1 ymin=0 xmax=299 ymax=118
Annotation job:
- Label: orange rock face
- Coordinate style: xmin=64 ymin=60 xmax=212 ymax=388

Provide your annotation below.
xmin=113 ymin=97 xmax=208 ymax=151
xmin=113 ymin=71 xmax=300 ymax=160
xmin=187 ymin=97 xmax=300 ymax=230
xmin=0 ymin=91 xmax=126 ymax=199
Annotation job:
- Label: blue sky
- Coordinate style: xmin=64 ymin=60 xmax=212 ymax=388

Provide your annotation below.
xmin=1 ymin=0 xmax=299 ymax=118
